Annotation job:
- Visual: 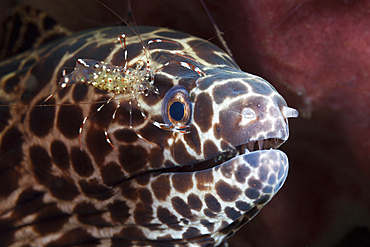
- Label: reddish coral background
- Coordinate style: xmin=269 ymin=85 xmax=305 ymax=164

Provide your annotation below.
xmin=2 ymin=0 xmax=370 ymax=246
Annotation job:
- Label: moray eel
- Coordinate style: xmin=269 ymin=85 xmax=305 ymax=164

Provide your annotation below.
xmin=0 ymin=26 xmax=298 ymax=246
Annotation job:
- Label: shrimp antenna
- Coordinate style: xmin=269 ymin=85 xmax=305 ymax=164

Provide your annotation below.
xmin=199 ymin=0 xmax=235 ymax=62
xmin=95 ymin=0 xmax=151 ymax=62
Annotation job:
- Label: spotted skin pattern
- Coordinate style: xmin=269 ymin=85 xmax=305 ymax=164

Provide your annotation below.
xmin=0 ymin=26 xmax=293 ymax=246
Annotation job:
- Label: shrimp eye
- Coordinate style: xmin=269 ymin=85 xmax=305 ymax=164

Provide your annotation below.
xmin=162 ymin=86 xmax=191 ymax=126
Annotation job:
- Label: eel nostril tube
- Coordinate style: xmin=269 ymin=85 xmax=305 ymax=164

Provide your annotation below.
xmin=281 ymin=106 xmax=299 ymax=119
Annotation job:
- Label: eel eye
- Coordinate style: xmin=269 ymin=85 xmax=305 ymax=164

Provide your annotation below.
xmin=162 ymin=85 xmax=191 ymax=127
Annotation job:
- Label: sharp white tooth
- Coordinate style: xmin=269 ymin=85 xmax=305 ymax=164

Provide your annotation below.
xmin=247 ymin=142 xmax=254 ymax=152
xmin=244 ymin=148 xmax=250 ymax=153
xmin=258 ymin=140 xmax=264 ymax=150
xmin=282 ymin=106 xmax=299 ymax=119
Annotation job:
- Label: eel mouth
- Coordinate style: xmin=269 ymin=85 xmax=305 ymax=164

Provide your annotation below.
xmin=221 ymin=138 xmax=284 ymax=159
xmin=204 ymin=138 xmax=285 ymax=170
xmin=163 ymin=138 xmax=285 ymax=173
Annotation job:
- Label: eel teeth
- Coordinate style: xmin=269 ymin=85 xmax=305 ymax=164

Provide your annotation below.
xmin=247 ymin=141 xmax=255 ymax=152
xmin=258 ymin=140 xmax=264 ymax=150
